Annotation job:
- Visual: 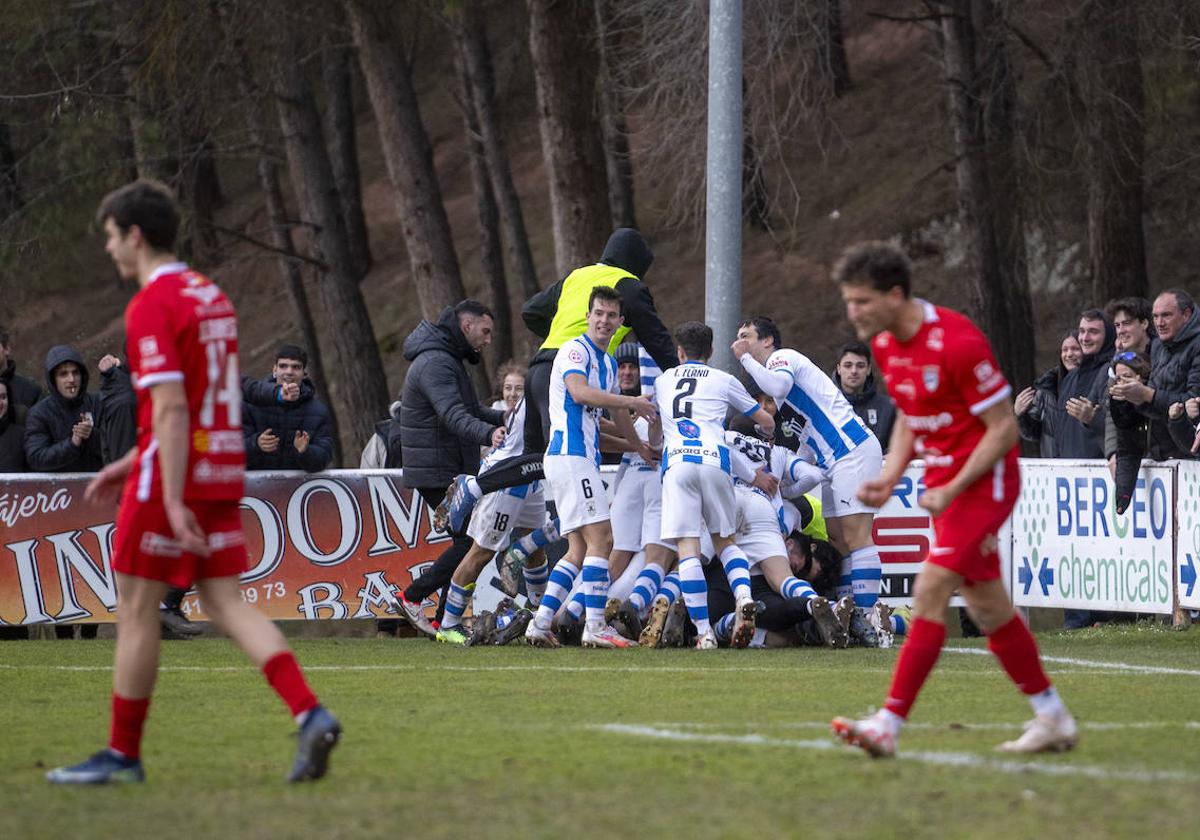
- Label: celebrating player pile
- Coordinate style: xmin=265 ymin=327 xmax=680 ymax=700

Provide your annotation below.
xmin=829 ymin=241 xmax=1077 ymax=757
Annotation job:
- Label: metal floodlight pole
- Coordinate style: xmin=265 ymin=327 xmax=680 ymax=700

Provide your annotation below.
xmin=705 ymin=0 xmax=743 ymax=374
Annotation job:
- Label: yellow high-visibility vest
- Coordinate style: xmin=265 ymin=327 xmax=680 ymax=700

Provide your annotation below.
xmin=539 ymin=263 xmax=633 ymax=355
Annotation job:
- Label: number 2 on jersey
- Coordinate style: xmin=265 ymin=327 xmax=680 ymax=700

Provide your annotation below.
xmin=672 ymin=378 xmax=697 ymax=419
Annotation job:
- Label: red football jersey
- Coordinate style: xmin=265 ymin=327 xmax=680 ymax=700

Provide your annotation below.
xmin=872 ymin=300 xmax=1015 ymax=488
xmin=123 ymin=263 xmax=245 ymax=503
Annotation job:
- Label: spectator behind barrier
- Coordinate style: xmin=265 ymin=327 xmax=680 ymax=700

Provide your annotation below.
xmin=359 ymin=401 xmax=403 ymax=469
xmin=1053 ymin=309 xmax=1114 ymax=459
xmin=0 ymin=324 xmax=43 ymax=413
xmin=242 ymin=344 xmax=334 ymax=472
xmin=1108 ymin=350 xmax=1153 ymax=514
xmin=832 ymin=339 xmax=896 ymax=452
xmin=1102 ymin=297 xmax=1155 ymax=471
xmin=0 ymin=379 xmax=27 ymax=472
xmin=23 ymin=345 xmax=104 ymax=473
xmin=96 ymin=354 xmax=137 ymax=464
xmin=1015 ymin=333 xmax=1081 ymax=458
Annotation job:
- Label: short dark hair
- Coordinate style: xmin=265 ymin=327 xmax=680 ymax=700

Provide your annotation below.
xmin=738 ymin=316 xmax=781 ymax=351
xmin=96 ymin=180 xmax=180 ymax=252
xmin=1104 ymin=296 xmax=1151 ymax=325
xmin=1079 ymin=308 xmax=1108 ymax=324
xmin=588 ymin=285 xmax=623 ymax=313
xmin=276 ymin=344 xmax=308 ymax=368
xmin=832 ymin=241 xmax=912 ymax=297
xmin=837 ymin=339 xmax=872 ymax=363
xmin=1158 ymin=288 xmax=1196 ymax=315
xmin=454 ymin=299 xmax=493 ymax=320
xmin=674 ymin=321 xmax=713 ymax=360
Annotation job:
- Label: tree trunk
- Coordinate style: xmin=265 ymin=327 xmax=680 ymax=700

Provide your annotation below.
xmin=344 ymin=0 xmax=465 ymax=320
xmin=275 ymin=50 xmax=389 ymax=455
xmin=454 ymin=38 xmax=513 ymax=370
xmin=1078 ymin=0 xmax=1147 ymax=303
xmin=594 ymin=0 xmax=638 ymax=230
xmin=526 ymin=0 xmax=610 ymax=277
xmin=460 ymin=0 xmax=541 ymax=304
xmin=818 ymin=0 xmax=851 ymax=97
xmin=0 ymin=118 xmax=22 ymax=220
xmin=939 ymin=0 xmax=1034 ymax=392
xmin=177 ymin=127 xmax=223 ymax=262
xmin=322 ymin=35 xmax=373 ymax=280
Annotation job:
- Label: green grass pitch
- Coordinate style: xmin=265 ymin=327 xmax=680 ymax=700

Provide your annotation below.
xmin=3 ymin=622 xmax=1198 ymax=839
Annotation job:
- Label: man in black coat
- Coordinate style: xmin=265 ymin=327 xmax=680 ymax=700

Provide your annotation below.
xmin=96 ymin=354 xmax=138 ymax=465
xmin=0 ymin=325 xmax=42 ymax=413
xmin=832 ymin=339 xmax=896 ymax=453
xmin=389 ymin=300 xmax=504 ymax=636
xmin=24 ymin=345 xmax=104 ymax=473
xmin=1111 ymin=289 xmax=1200 ymax=461
xmin=242 ymin=344 xmax=334 ymax=472
xmin=1053 ymin=309 xmax=1114 ymax=459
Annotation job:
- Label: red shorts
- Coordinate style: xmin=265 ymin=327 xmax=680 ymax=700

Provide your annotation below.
xmin=112 ymin=499 xmax=248 ymax=589
xmin=927 ymin=456 xmax=1020 ymax=585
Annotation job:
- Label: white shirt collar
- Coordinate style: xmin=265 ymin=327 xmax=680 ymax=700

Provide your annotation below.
xmin=147 ymin=262 xmax=188 ymax=284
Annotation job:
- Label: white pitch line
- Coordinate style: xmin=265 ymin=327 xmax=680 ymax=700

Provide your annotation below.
xmin=592 ymin=723 xmax=1197 ymax=783
xmin=638 ymin=720 xmax=1200 ymax=733
xmin=944 ymin=645 xmax=1200 ymax=677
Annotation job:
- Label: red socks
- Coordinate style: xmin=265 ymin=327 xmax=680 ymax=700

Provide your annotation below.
xmin=262 ymin=651 xmax=318 ymax=717
xmin=987 ymin=613 xmax=1051 ymax=696
xmin=109 ymin=694 xmax=151 ymax=759
xmin=883 ymin=617 xmax=945 ymax=719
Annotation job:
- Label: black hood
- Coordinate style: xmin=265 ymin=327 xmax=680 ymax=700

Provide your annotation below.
xmin=1077 ymin=317 xmax=1117 ymax=377
xmin=599 ymin=228 xmax=653 ymax=279
xmin=43 ymin=345 xmax=89 ymax=408
xmin=402 ymin=306 xmax=480 ymax=365
xmin=832 ymin=366 xmax=878 ymax=402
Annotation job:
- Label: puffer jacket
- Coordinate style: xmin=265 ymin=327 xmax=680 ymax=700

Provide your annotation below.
xmin=832 ymin=367 xmax=896 ymax=452
xmin=1141 ymin=309 xmax=1200 ymax=459
xmin=23 ymin=345 xmax=104 ymax=472
xmin=399 ymin=306 xmax=503 ymax=488
xmin=0 ymin=397 xmax=26 ymax=472
xmin=1017 ymin=366 xmax=1065 ymax=458
xmin=242 ymin=377 xmax=335 ymax=472
xmin=1054 ymin=320 xmax=1115 ymax=458
xmin=97 ymin=362 xmax=137 ymax=464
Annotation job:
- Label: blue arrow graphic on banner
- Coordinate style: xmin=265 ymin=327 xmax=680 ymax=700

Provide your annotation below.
xmin=1037 ymin=556 xmax=1054 ymax=597
xmin=1018 ymin=556 xmax=1034 ymax=595
xmin=1183 ymin=554 xmax=1197 ymax=598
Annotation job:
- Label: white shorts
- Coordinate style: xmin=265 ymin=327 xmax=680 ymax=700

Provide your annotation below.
xmin=466 ymin=481 xmax=547 ymax=551
xmin=660 ymin=462 xmax=737 ymax=540
xmin=611 ymin=467 xmax=669 ymax=552
xmin=543 ymin=455 xmax=609 ymax=534
xmin=735 ymin=486 xmax=788 ymax=566
xmin=821 ymin=434 xmax=883 ymax=518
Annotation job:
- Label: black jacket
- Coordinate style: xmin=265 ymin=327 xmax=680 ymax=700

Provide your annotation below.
xmin=23 ymin=345 xmax=104 ymax=472
xmin=1109 ymin=397 xmax=1148 ymax=514
xmin=0 ymin=358 xmax=41 ymax=412
xmin=0 ymin=400 xmax=26 ymax=472
xmin=522 ymin=228 xmax=678 ymax=371
xmin=1053 ymin=321 xmax=1115 ymax=458
xmin=1017 ymin=366 xmax=1065 ymax=458
xmin=242 ymin=377 xmax=334 ymax=472
xmin=97 ymin=363 xmax=138 ymax=464
xmin=399 ymin=306 xmax=503 ymax=488
xmin=832 ymin=368 xmax=896 ymax=453
xmin=1141 ymin=309 xmax=1200 ymax=459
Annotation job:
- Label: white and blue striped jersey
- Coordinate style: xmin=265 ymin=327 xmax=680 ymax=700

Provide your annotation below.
xmin=748 ymin=348 xmax=874 ymax=469
xmin=638 ymin=344 xmax=663 ymax=400
xmin=547 ymin=334 xmax=618 ymax=466
xmin=619 ymin=416 xmax=653 ymax=469
xmin=654 ymin=361 xmax=758 ymax=474
xmin=482 ymin=398 xmax=540 ymax=499
xmin=726 ymin=430 xmax=821 ymax=533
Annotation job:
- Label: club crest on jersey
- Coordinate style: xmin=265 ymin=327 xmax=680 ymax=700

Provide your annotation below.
xmin=567 ymin=347 xmax=585 ymax=365
xmin=926 ymin=327 xmax=945 ymax=351
xmin=677 ymin=419 xmax=701 ymax=438
xmin=922 ymin=365 xmax=940 ymax=392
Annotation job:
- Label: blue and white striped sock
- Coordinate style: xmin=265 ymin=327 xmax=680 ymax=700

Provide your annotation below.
xmin=850 ymin=546 xmax=882 ymax=608
xmin=565 ymin=587 xmax=585 ymax=621
xmin=535 ymin=560 xmax=579 ymax=628
xmin=628 ymin=564 xmax=665 ymax=616
xmin=781 ymin=575 xmax=816 ymax=602
xmin=837 ymin=555 xmax=853 ymax=600
xmin=514 ymin=518 xmax=562 ymax=556
xmin=523 ymin=560 xmax=549 ymax=606
xmin=719 ymin=545 xmax=752 ymax=603
xmin=678 ymin=556 xmax=711 ymax=635
xmin=441 ymin=582 xmax=472 ymax=630
xmin=715 ymin=612 xmax=735 ymax=641
xmin=582 ymin=555 xmax=609 ymax=628
xmin=659 ymin=571 xmax=682 ymax=606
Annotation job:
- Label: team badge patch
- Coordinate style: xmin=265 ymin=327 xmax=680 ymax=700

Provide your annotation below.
xmin=922 ymin=365 xmax=940 ymax=392
xmin=568 ymin=347 xmax=585 ymax=365
xmin=677 ymin=419 xmax=701 ymax=439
